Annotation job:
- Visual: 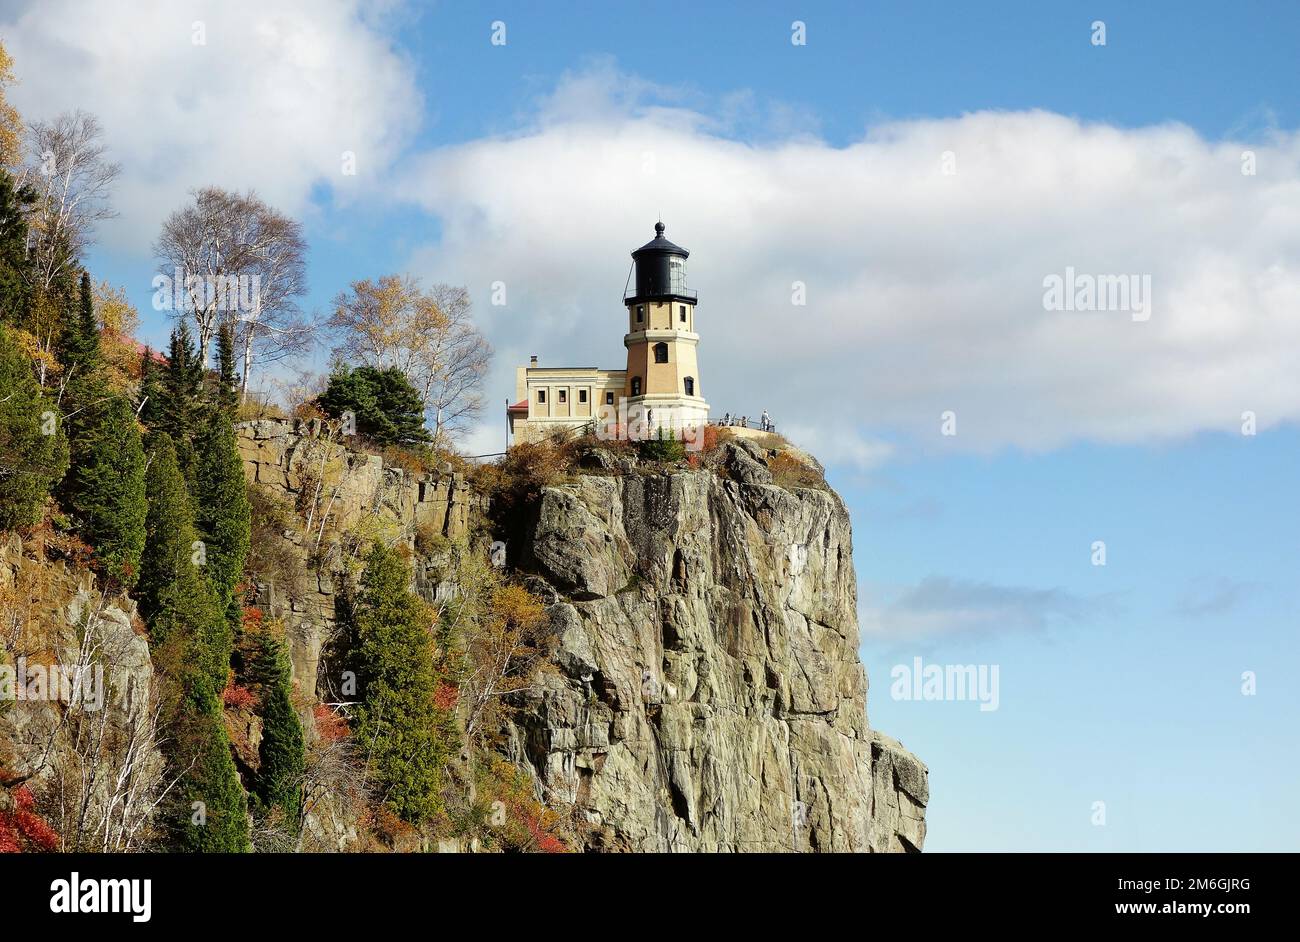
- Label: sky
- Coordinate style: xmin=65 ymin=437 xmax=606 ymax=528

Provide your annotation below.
xmin=3 ymin=0 xmax=1298 ymax=850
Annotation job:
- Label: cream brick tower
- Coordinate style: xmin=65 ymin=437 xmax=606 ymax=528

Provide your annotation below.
xmin=622 ymin=222 xmax=709 ymax=432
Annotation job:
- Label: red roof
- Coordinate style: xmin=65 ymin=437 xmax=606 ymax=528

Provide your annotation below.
xmin=507 ymin=398 xmax=528 ymax=413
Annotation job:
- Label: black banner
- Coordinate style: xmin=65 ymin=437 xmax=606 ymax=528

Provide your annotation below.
xmin=0 ymin=852 xmax=1281 ymax=929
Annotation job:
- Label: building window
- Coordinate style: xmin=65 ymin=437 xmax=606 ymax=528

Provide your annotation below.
xmin=605 ymin=391 xmax=614 ymax=405
xmin=684 ymin=376 xmax=695 ymax=396
xmin=559 ymin=389 xmax=567 ymax=403
xmin=579 ymin=389 xmax=587 ymax=404
xmin=636 ymin=305 xmax=644 ymax=323
xmin=679 ymin=305 xmax=686 ymax=322
xmin=653 ymin=342 xmax=668 ymax=364
xmin=537 ymin=390 xmax=546 ymax=403
xmin=669 ymin=257 xmax=686 ymax=293
xmin=631 ymin=376 xmax=642 ymax=396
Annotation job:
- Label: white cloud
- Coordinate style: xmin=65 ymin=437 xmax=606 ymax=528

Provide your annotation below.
xmin=1 ymin=0 xmax=419 ymax=253
xmin=859 ymin=576 xmax=1120 ymax=643
xmin=392 ymin=63 xmax=1300 ymax=460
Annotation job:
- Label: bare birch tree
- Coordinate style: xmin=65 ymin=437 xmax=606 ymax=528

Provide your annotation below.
xmin=154 ymin=187 xmax=309 ymax=385
xmin=19 ymin=110 xmax=119 ymax=292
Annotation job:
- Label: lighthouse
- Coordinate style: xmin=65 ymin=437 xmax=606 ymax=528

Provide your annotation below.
xmin=506 ymin=221 xmax=710 ymax=444
xmin=622 ymin=222 xmax=709 ymax=432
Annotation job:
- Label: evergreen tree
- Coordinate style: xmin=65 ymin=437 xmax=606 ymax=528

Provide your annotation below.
xmin=139 ymin=433 xmax=249 ymax=852
xmin=0 ymin=171 xmax=33 ymax=327
xmin=318 ymin=365 xmax=431 ymax=447
xmin=157 ymin=323 xmax=203 ymax=476
xmin=351 ymin=541 xmax=446 ymax=823
xmin=213 ymin=321 xmax=238 ymax=417
xmin=138 ymin=433 xmax=229 ymax=695
xmin=137 ymin=347 xmax=164 ymax=429
xmin=193 ymin=416 xmax=250 ymax=601
xmin=0 ymin=324 xmax=68 ymax=530
xmin=251 ymin=632 xmax=304 ymax=822
xmin=59 ymin=270 xmax=101 ymax=377
xmin=64 ymin=394 xmax=146 ymax=585
xmin=168 ymin=680 xmax=250 ymax=853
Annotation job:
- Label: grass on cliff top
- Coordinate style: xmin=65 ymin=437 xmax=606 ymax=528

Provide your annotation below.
xmin=471 ymin=424 xmax=826 ymax=502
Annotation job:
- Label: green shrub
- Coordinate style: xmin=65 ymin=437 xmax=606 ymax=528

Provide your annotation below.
xmin=639 ymin=426 xmax=685 ymax=463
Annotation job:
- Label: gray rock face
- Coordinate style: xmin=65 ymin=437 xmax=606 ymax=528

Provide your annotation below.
xmin=0 ymin=534 xmax=165 ymax=847
xmin=235 ymin=419 xmax=485 ymax=695
xmin=504 ymin=469 xmax=928 ymax=852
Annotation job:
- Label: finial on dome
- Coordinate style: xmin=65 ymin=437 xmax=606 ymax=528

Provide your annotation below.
xmin=654 ymin=220 xmax=665 ymax=238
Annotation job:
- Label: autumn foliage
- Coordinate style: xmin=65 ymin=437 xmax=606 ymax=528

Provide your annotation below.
xmin=222 ymin=682 xmax=257 ymax=710
xmin=473 ymin=756 xmax=569 ymax=853
xmin=313 ymin=704 xmax=350 ymax=744
xmin=0 ymin=785 xmax=61 ymax=853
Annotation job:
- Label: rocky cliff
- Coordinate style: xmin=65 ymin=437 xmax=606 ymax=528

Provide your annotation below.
xmin=498 ymin=441 xmax=928 ymax=852
xmin=0 ymin=533 xmax=164 ymax=851
xmin=235 ymin=421 xmax=927 ymax=853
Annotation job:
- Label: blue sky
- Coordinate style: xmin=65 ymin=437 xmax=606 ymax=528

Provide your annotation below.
xmin=6 ymin=0 xmax=1299 ymax=850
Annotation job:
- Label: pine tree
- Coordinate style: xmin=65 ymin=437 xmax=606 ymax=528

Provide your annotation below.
xmin=168 ymin=680 xmax=250 ymax=853
xmin=251 ymin=632 xmax=304 ymax=822
xmin=137 ymin=347 xmax=164 ymax=428
xmin=193 ymin=416 xmax=250 ymax=601
xmin=318 ymin=365 xmax=431 ymax=447
xmin=139 ymin=433 xmax=249 ymax=852
xmin=351 ymin=541 xmax=447 ymax=823
xmin=0 ymin=324 xmax=68 ymax=530
xmin=138 ymin=433 xmax=229 ymax=695
xmin=0 ymin=171 xmax=33 ymax=328
xmin=214 ymin=321 xmax=238 ymax=417
xmin=64 ymin=394 xmax=147 ymax=586
xmin=59 ymin=270 xmax=101 ymax=377
xmin=157 ymin=323 xmax=203 ymax=478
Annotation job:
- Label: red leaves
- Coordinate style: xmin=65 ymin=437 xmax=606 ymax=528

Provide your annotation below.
xmin=524 ymin=813 xmax=567 ymax=854
xmin=222 ymin=682 xmax=257 ymax=710
xmin=0 ymin=785 xmax=60 ymax=853
xmin=433 ymin=681 xmax=459 ymax=711
xmin=313 ymin=703 xmax=349 ymax=743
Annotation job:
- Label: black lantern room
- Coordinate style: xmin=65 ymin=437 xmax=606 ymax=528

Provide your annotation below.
xmin=627 ymin=222 xmax=696 ymax=304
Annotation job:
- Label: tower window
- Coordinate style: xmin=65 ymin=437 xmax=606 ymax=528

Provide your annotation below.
xmin=653 ymin=342 xmax=668 ymax=364
xmin=605 ymin=391 xmax=614 ymax=405
xmin=636 ymin=305 xmax=644 ymax=323
xmin=684 ymin=376 xmax=695 ymax=396
xmin=537 ymin=390 xmax=546 ymax=403
xmin=579 ymin=389 xmax=588 ymax=403
xmin=631 ymin=376 xmax=642 ymax=396
xmin=679 ymin=305 xmax=686 ymax=322
xmin=669 ymin=257 xmax=686 ymax=293
xmin=558 ymin=389 xmax=567 ymax=403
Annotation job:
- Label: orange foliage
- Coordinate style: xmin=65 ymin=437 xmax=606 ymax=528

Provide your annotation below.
xmin=768 ymin=451 xmax=823 ymax=489
xmin=313 ymin=704 xmax=349 ymax=743
xmin=475 ymin=756 xmax=570 ymax=853
xmin=433 ymin=681 xmax=459 ymax=711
